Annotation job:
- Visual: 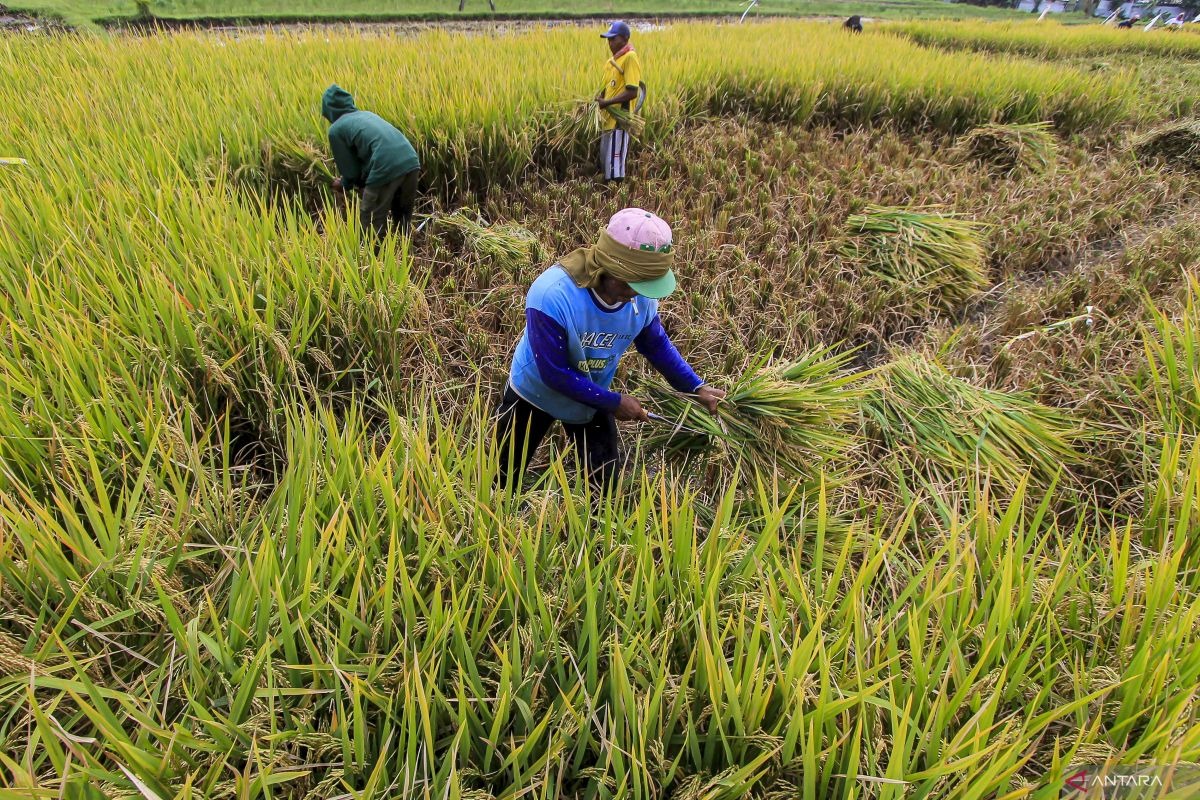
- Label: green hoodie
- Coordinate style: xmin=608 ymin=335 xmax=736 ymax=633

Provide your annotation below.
xmin=321 ymin=84 xmax=420 ymax=189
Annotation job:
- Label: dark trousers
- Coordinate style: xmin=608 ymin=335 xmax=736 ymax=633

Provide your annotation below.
xmin=360 ymin=168 xmax=420 ymax=241
xmin=494 ymin=386 xmax=621 ymax=492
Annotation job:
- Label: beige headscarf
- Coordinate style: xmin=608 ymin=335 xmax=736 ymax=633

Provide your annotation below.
xmin=559 ymin=229 xmax=674 ymax=289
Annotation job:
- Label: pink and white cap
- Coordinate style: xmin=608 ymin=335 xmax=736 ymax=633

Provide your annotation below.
xmin=605 ymin=208 xmax=677 ymax=298
xmin=606 ymin=207 xmax=673 ymax=252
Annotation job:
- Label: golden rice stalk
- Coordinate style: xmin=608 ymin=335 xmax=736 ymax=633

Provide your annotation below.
xmin=863 ymin=352 xmax=1090 ymax=489
xmin=953 ymin=121 xmax=1058 ymax=174
xmin=540 ymin=99 xmax=599 ymax=153
xmin=839 ymin=205 xmax=989 ymax=309
xmin=261 ymin=137 xmax=336 ymax=182
xmin=437 ymin=210 xmax=545 ymax=273
xmin=1132 ymin=119 xmax=1200 ymax=171
xmin=605 ymin=105 xmax=647 ymax=136
xmin=644 ymin=347 xmax=867 ymax=478
xmin=540 ymin=100 xmax=645 ymax=154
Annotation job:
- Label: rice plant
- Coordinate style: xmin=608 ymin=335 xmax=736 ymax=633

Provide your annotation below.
xmin=436 ymin=209 xmax=545 ymax=273
xmin=0 ymin=19 xmax=1197 ymax=800
xmin=840 ymin=205 xmax=989 ymax=309
xmin=863 ymin=352 xmax=1090 ymax=489
xmin=953 ymin=120 xmax=1058 ymax=174
xmin=1140 ymin=276 xmax=1200 ymax=434
xmin=1132 ymin=118 xmax=1200 ymax=171
xmin=643 ymin=347 xmax=868 ymax=478
xmin=894 ymin=19 xmax=1200 ymax=60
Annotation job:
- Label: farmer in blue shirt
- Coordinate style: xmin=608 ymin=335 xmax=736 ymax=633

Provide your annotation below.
xmin=496 ymin=208 xmax=725 ymax=491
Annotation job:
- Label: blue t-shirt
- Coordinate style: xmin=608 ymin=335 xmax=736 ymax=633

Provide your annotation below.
xmin=509 ymin=265 xmax=702 ymax=424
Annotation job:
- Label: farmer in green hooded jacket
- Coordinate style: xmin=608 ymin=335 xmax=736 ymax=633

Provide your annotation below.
xmin=321 ymin=84 xmax=421 ymax=242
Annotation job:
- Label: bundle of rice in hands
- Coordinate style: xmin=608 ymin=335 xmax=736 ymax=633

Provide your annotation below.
xmin=263 ymin=137 xmax=337 ymax=183
xmin=839 ymin=205 xmax=989 ymax=309
xmin=437 ymin=210 xmax=545 ymax=273
xmin=605 ymin=105 xmax=647 ymax=136
xmin=541 ymin=99 xmax=645 ymax=154
xmin=1132 ymin=119 xmax=1200 ymax=171
xmin=953 ymin=121 xmax=1058 ymax=174
xmin=863 ymin=353 xmax=1089 ymax=490
xmin=540 ymin=99 xmax=601 ymax=153
xmin=643 ymin=347 xmax=867 ymax=478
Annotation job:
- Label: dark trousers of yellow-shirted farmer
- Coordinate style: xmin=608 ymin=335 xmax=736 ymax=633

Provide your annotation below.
xmin=359 ymin=168 xmax=420 ymax=243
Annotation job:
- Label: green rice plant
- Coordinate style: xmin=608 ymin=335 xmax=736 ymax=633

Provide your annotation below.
xmin=1132 ymin=118 xmax=1200 ymax=172
xmin=953 ymin=120 xmax=1058 ymax=174
xmin=840 ymin=205 xmax=990 ymax=310
xmin=863 ymin=352 xmax=1089 ymax=489
xmin=1140 ymin=276 xmax=1200 ymax=434
xmin=2 ymin=400 xmax=1197 ymax=799
xmin=436 ymin=209 xmax=545 ymax=273
xmin=643 ymin=347 xmax=868 ymax=478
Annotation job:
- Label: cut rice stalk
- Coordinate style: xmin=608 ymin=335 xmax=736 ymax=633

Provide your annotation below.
xmin=644 ymin=346 xmax=868 ymax=478
xmin=605 ymin=105 xmax=647 ymax=136
xmin=1132 ymin=119 xmax=1200 ymax=171
xmin=437 ymin=210 xmax=545 ymax=273
xmin=953 ymin=121 xmax=1058 ymax=174
xmin=840 ymin=205 xmax=989 ymax=309
xmin=863 ymin=353 xmax=1090 ymax=489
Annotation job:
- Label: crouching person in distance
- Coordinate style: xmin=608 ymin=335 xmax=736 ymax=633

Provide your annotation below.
xmin=494 ymin=208 xmax=725 ymax=493
xmin=321 ymin=84 xmax=421 ymax=246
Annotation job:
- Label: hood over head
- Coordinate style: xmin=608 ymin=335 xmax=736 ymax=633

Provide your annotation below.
xmin=321 ymin=84 xmax=357 ymax=123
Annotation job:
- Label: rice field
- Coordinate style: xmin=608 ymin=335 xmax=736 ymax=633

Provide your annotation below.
xmin=9 ymin=0 xmax=1029 ymax=29
xmin=1 ymin=18 xmax=1200 ymax=800
xmin=893 ymin=18 xmax=1200 ymax=59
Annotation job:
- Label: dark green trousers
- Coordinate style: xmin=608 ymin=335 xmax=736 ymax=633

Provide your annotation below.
xmin=360 ymin=168 xmax=419 ymax=240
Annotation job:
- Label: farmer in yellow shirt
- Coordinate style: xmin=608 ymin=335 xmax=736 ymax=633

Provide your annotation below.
xmin=595 ymin=20 xmax=643 ymax=183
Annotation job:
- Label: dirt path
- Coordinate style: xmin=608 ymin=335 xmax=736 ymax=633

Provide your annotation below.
xmin=0 ymin=3 xmax=62 ymax=30
xmin=106 ymin=13 xmax=816 ymax=34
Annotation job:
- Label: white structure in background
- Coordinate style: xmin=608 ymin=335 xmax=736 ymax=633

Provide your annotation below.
xmin=1018 ymin=0 xmax=1065 ymax=13
xmin=1092 ymin=1 xmax=1193 ymax=18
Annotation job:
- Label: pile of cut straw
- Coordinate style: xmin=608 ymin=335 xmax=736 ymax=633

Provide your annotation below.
xmin=437 ymin=210 xmax=545 ymax=272
xmin=840 ymin=205 xmax=989 ymax=309
xmin=953 ymin=121 xmax=1058 ymax=174
xmin=1132 ymin=119 xmax=1200 ymax=171
xmin=863 ymin=353 xmax=1089 ymax=489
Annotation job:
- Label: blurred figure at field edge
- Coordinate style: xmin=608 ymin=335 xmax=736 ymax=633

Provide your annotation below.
xmin=321 ymin=84 xmax=421 ymax=245
xmin=844 ymin=15 xmax=863 ymax=32
xmin=595 ymin=20 xmax=644 ymax=184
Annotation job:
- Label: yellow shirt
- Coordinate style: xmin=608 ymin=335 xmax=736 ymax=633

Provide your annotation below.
xmin=600 ymin=48 xmax=643 ymax=131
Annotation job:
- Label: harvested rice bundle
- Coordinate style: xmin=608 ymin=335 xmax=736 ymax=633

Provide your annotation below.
xmin=644 ymin=347 xmax=867 ymax=478
xmin=541 ymin=100 xmax=645 ymax=155
xmin=840 ymin=205 xmax=989 ymax=309
xmin=1132 ymin=119 xmax=1200 ymax=171
xmin=863 ymin=353 xmax=1089 ymax=489
xmin=437 ymin=210 xmax=545 ymax=272
xmin=953 ymin=121 xmax=1058 ymax=174
xmin=605 ymin=105 xmax=647 ymax=136
xmin=262 ymin=137 xmax=337 ymax=182
xmin=541 ymin=99 xmax=603 ymax=153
